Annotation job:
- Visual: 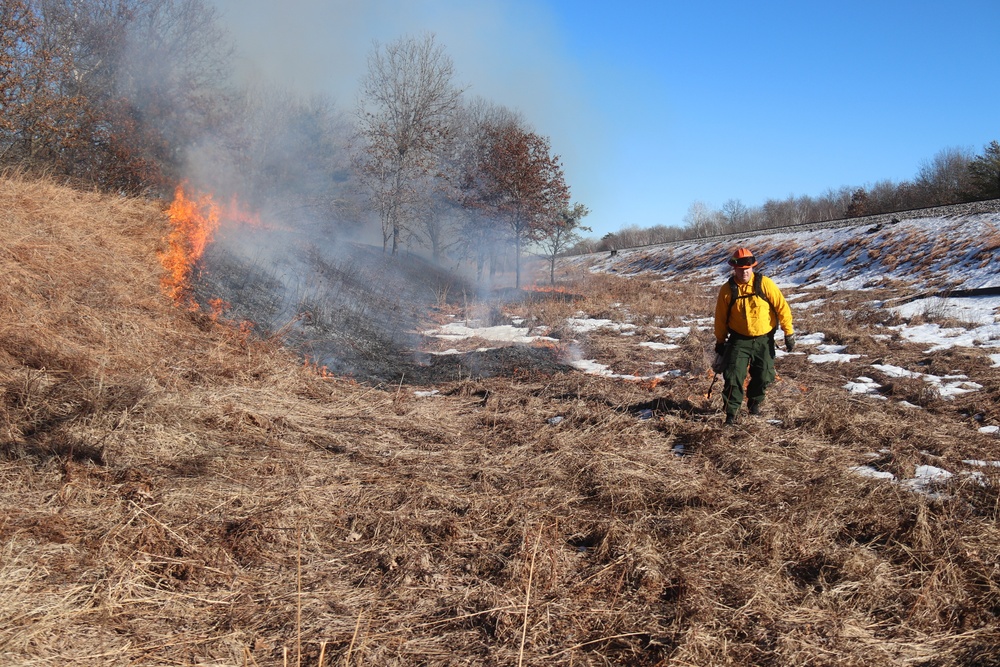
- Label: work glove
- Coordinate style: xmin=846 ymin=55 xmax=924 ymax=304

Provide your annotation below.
xmin=714 ymin=342 xmax=726 ymax=356
xmin=711 ymin=353 xmax=725 ymax=374
xmin=785 ymin=334 xmax=796 ymax=353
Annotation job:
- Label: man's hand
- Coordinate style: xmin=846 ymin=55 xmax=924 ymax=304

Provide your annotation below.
xmin=714 ymin=342 xmax=726 ymax=356
xmin=785 ymin=334 xmax=796 ymax=353
xmin=712 ymin=353 xmax=725 ymax=374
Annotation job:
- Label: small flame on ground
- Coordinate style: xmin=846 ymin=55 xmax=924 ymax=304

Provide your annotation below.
xmin=639 ymin=377 xmax=664 ymax=391
xmin=303 ymin=355 xmax=335 ymax=379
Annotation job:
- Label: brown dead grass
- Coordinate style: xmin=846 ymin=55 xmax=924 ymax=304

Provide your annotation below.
xmin=2 ymin=173 xmax=1000 ymax=666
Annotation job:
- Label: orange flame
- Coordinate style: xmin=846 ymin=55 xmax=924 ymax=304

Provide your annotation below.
xmin=160 ymin=184 xmax=261 ymax=308
xmin=639 ymin=377 xmax=664 ymax=391
xmin=303 ymin=355 xmax=334 ymax=379
xmin=530 ymin=339 xmax=564 ymax=351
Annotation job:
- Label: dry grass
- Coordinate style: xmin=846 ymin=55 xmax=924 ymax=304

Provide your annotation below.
xmin=2 ymin=173 xmax=1000 ymax=666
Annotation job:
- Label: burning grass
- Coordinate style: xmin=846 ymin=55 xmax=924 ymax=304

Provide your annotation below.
xmin=2 ymin=174 xmax=1000 ymax=665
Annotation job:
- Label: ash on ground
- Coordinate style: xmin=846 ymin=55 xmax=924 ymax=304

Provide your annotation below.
xmin=345 ymin=344 xmax=576 ymax=386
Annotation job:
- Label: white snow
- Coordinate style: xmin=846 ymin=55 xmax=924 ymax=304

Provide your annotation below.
xmin=810 ymin=353 xmax=862 ymax=364
xmin=639 ymin=341 xmax=679 ymax=351
xmin=850 ymin=465 xmax=896 ymax=480
xmin=565 ymin=317 xmax=636 ymax=334
xmin=869 ymin=364 xmax=983 ymax=399
xmin=844 ymin=377 xmax=883 ymax=396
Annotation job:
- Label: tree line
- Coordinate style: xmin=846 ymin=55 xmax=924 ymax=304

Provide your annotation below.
xmin=1 ymin=1 xmax=588 ymax=286
xmin=581 ymin=141 xmax=1000 ymax=254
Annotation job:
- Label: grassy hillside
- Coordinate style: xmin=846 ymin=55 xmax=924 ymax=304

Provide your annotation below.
xmin=2 ymin=174 xmax=999 ymax=666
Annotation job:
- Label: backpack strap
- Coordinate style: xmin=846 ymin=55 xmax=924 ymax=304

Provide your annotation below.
xmin=726 ymin=273 xmax=776 ymax=334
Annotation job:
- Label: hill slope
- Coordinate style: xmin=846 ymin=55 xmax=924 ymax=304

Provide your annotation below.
xmin=2 ymin=175 xmax=1000 ymax=666
xmin=578 ymin=200 xmax=1000 ymax=293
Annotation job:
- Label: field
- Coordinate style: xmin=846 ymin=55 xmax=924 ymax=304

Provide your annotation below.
xmin=2 ymin=174 xmax=999 ymax=666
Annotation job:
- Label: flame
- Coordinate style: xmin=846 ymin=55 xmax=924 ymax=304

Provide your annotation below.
xmin=159 ymin=184 xmax=261 ymax=308
xmin=530 ymin=339 xmax=564 ymax=351
xmin=303 ymin=355 xmax=333 ymax=378
xmin=639 ymin=376 xmax=665 ymax=391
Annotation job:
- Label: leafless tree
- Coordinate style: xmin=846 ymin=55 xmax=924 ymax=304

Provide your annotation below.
xmin=721 ymin=198 xmax=751 ymax=231
xmin=114 ymin=0 xmax=233 ymax=188
xmin=682 ymin=201 xmax=723 ymax=237
xmin=356 ymin=33 xmax=463 ymax=255
xmin=915 ymin=146 xmax=974 ymax=206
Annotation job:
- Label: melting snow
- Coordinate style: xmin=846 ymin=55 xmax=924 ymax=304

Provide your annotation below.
xmin=844 ymin=377 xmax=884 ymax=397
xmin=414 ymin=390 xmax=440 ymax=398
xmin=870 ymin=364 xmax=983 ymax=399
xmin=810 ymin=353 xmax=862 ymax=364
xmin=891 ymin=296 xmax=1000 ymax=326
xmin=796 ymin=332 xmax=827 ymax=345
xmin=640 ymin=341 xmax=679 ymax=351
xmin=565 ymin=317 xmax=636 ymax=334
xmin=901 ymin=465 xmax=954 ymax=498
xmin=850 ymin=465 xmax=896 ymax=480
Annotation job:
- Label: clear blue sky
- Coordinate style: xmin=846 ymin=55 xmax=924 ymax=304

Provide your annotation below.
xmin=212 ymin=0 xmax=1000 ymax=239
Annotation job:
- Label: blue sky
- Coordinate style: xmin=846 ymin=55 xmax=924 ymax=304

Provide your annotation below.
xmin=211 ymin=0 xmax=1000 ymax=239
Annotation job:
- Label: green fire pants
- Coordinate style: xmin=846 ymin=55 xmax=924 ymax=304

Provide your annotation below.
xmin=721 ymin=332 xmax=775 ymax=417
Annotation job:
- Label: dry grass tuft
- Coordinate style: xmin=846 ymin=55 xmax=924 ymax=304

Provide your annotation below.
xmin=2 ymin=173 xmax=999 ymax=665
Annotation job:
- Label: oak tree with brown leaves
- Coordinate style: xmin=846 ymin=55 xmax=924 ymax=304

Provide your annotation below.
xmin=470 ymin=120 xmax=569 ymax=288
xmin=0 ymin=0 xmax=88 ymax=172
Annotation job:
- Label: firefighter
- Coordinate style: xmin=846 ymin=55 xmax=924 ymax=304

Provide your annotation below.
xmin=713 ymin=247 xmax=795 ymax=425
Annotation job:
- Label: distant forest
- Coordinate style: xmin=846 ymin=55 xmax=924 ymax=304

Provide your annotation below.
xmin=579 ymin=141 xmax=1000 ymax=254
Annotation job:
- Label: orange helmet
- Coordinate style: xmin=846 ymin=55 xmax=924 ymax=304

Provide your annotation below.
xmin=728 ymin=247 xmax=757 ymax=268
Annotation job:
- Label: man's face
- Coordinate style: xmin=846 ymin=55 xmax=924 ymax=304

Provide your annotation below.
xmin=732 ymin=265 xmax=753 ymax=285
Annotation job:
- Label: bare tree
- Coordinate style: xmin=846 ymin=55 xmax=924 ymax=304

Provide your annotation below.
xmin=682 ymin=201 xmax=723 ymax=237
xmin=356 ymin=33 xmax=463 ymax=255
xmin=814 ymin=187 xmax=852 ymax=221
xmin=212 ymin=86 xmax=357 ymax=231
xmin=721 ymin=198 xmax=750 ymax=231
xmin=114 ymin=0 xmax=233 ymax=190
xmin=645 ymin=224 xmax=683 ymax=245
xmin=915 ymin=146 xmax=974 ymax=206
